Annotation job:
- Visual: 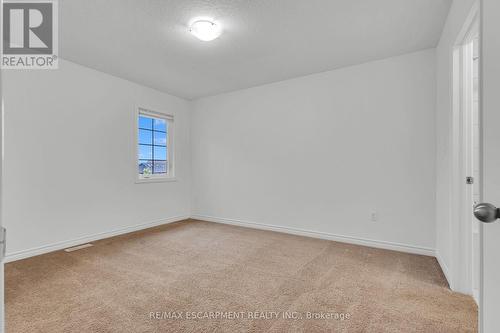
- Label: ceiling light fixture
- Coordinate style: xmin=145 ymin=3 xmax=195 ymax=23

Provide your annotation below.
xmin=189 ymin=20 xmax=222 ymax=42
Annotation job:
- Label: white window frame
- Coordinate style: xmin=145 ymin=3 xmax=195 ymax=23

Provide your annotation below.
xmin=135 ymin=107 xmax=175 ymax=183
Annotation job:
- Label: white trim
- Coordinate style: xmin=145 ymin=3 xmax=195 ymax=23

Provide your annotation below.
xmin=5 ymin=213 xmax=440 ymax=267
xmin=436 ymin=250 xmax=453 ymax=288
xmin=135 ymin=177 xmax=178 ymax=184
xmin=473 ymin=288 xmax=480 ymax=306
xmin=191 ymin=214 xmax=436 ymax=257
xmin=6 ymin=214 xmax=441 ymax=274
xmin=4 ymin=215 xmax=190 ymax=263
xmin=449 ymin=2 xmax=480 ymax=296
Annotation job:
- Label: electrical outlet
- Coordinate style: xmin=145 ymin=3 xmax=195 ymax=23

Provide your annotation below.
xmin=370 ymin=210 xmax=378 ymax=222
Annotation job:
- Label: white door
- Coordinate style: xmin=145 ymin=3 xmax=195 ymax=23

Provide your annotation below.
xmin=0 ymin=76 xmax=4 ymax=333
xmin=0 ymin=0 xmax=4 ymax=331
xmin=0 ymin=75 xmax=3 ymax=332
xmin=0 ymin=0 xmax=5 ymax=330
xmin=478 ymin=0 xmax=500 ymax=331
xmin=0 ymin=0 xmax=4 ymax=329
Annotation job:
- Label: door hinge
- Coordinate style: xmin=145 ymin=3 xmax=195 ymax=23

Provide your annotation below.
xmin=466 ymin=176 xmax=474 ymax=185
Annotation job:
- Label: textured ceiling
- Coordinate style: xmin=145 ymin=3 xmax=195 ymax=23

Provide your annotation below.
xmin=60 ymin=0 xmax=452 ymax=100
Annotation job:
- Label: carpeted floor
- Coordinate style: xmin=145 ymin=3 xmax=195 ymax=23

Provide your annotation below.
xmin=6 ymin=219 xmax=477 ymax=332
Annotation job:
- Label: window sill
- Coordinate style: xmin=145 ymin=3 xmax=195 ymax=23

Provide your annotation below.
xmin=135 ymin=177 xmax=177 ymax=184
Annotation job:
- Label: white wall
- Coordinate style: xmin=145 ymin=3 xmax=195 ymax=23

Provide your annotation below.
xmin=435 ymin=0 xmax=477 ymax=290
xmin=2 ymin=60 xmax=191 ymax=259
xmin=3 ymin=48 xmax=440 ymax=261
xmin=191 ymin=49 xmax=437 ymax=253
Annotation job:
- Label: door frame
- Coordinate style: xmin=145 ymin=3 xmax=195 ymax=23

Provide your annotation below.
xmin=450 ymin=1 xmax=480 ymax=298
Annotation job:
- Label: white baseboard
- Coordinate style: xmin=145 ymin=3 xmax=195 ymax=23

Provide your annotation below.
xmin=436 ymin=250 xmax=453 ymax=289
xmin=4 ymin=215 xmax=190 ymax=263
xmin=472 ymin=288 xmax=479 ymax=305
xmin=5 ymin=214 xmax=438 ymax=263
xmin=191 ymin=214 xmax=436 ymax=257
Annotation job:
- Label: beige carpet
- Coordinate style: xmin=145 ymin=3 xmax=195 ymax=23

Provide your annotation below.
xmin=6 ymin=219 xmax=477 ymax=332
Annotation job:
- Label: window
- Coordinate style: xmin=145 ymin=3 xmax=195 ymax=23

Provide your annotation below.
xmin=136 ymin=108 xmax=174 ymax=182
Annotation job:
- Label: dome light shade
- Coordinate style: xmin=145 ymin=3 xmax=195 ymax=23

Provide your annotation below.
xmin=189 ymin=20 xmax=221 ymax=41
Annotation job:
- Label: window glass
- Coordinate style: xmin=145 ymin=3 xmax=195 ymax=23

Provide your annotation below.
xmin=137 ymin=111 xmax=172 ymax=179
xmin=139 ymin=129 xmax=153 ymax=145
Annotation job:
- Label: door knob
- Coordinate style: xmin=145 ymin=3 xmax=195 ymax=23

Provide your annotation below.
xmin=474 ymin=203 xmax=500 ymax=223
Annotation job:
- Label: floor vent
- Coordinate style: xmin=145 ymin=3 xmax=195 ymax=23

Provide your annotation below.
xmin=64 ymin=243 xmax=93 ymax=252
